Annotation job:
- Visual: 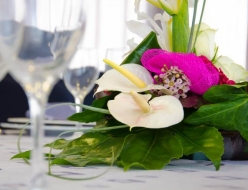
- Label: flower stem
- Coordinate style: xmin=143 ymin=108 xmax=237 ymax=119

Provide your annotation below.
xmin=44 ymin=102 xmax=110 ymax=114
xmin=187 ymin=0 xmax=199 ymax=53
xmin=191 ymin=0 xmax=207 ymax=52
xmin=172 ymin=0 xmax=189 ymax=52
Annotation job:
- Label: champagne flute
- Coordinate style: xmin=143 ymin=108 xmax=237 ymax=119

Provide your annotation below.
xmin=63 ymin=47 xmax=99 ymax=137
xmin=0 ymin=1 xmax=87 ymax=189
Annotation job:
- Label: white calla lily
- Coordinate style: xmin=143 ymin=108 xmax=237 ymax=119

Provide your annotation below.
xmin=214 ymin=56 xmax=248 ymax=82
xmin=193 ymin=23 xmax=217 ymax=60
xmin=95 ymin=63 xmax=172 ymax=94
xmin=103 ymin=59 xmax=147 ymax=88
xmin=107 ymin=92 xmax=184 ymax=129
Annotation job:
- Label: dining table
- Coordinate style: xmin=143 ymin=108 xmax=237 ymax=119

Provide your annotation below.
xmin=1 ymin=133 xmax=248 ymax=190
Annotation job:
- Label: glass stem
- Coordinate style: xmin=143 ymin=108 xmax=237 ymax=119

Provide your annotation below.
xmin=74 ymin=96 xmax=85 ymax=131
xmin=75 ymin=96 xmax=84 ymax=113
xmin=28 ymin=89 xmax=48 ymax=190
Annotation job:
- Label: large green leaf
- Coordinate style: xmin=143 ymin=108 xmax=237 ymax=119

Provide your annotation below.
xmin=121 ymin=31 xmax=161 ymax=65
xmin=12 ymin=139 xmax=69 ymax=161
xmin=44 ymin=138 xmax=72 ymax=150
xmin=118 ymin=129 xmax=183 ymax=170
xmin=184 ymin=98 xmax=248 ymax=141
xmin=53 ymin=132 xmax=126 ymax=166
xmin=172 ymin=0 xmax=189 ymax=52
xmin=185 ymin=84 xmax=248 ymax=141
xmin=203 ymin=85 xmax=248 ymax=103
xmin=170 ymin=125 xmax=224 ymax=170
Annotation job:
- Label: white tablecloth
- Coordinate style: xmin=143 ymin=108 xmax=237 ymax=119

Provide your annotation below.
xmin=0 ymin=134 xmax=248 ymax=190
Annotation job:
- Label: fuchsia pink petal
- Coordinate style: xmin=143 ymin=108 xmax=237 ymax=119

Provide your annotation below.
xmin=141 ymin=49 xmax=219 ymax=95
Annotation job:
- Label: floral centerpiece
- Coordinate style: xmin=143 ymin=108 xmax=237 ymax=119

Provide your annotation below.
xmin=14 ymin=0 xmax=248 ymax=171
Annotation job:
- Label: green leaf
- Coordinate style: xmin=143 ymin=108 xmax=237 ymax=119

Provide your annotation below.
xmin=11 ymin=150 xmax=31 ymax=160
xmin=11 ymin=150 xmax=55 ymax=160
xmin=97 ymin=116 xmax=125 ymax=128
xmin=67 ymin=112 xmax=104 ymax=123
xmin=185 ymin=84 xmax=248 ymax=142
xmin=53 ymin=132 xmax=126 ymax=166
xmin=172 ymin=0 xmax=189 ymax=52
xmin=118 ymin=129 xmax=183 ymax=170
xmin=51 ymin=158 xmax=73 ymax=165
xmin=203 ymin=85 xmax=247 ymax=103
xmin=67 ymin=95 xmax=111 ymax=123
xmin=121 ymin=31 xmax=161 ymax=65
xmin=171 ymin=125 xmax=224 ymax=170
xmin=44 ymin=138 xmax=72 ymax=150
xmin=184 ymin=98 xmax=248 ymax=142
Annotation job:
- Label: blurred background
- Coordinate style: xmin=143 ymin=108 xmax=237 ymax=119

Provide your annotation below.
xmin=79 ymin=0 xmax=248 ymax=70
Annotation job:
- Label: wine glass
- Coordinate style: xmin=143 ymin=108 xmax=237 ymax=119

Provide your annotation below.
xmin=63 ymin=47 xmax=99 ymax=137
xmin=0 ymin=1 xmax=87 ymax=190
xmin=0 ymin=60 xmax=8 ymax=81
xmin=0 ymin=0 xmax=25 ymax=82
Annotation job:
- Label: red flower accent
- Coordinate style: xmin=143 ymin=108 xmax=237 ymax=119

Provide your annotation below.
xmin=218 ymin=69 xmax=235 ymax=85
xmin=199 ymin=55 xmax=235 ymax=85
xmin=198 ymin=55 xmax=218 ymax=73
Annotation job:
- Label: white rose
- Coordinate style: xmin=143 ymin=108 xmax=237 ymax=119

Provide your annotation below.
xmin=214 ymin=56 xmax=248 ymax=82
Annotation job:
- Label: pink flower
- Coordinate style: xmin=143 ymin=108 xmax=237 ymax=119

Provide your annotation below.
xmin=141 ymin=49 xmax=219 ymax=95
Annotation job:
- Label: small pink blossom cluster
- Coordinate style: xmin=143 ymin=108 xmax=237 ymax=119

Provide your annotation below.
xmin=153 ymin=65 xmax=191 ymax=98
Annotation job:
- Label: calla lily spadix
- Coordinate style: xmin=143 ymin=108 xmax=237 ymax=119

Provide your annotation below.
xmin=103 ymin=59 xmax=146 ymax=88
xmin=130 ymin=91 xmax=151 ymax=113
xmin=95 ymin=60 xmax=173 ymax=94
xmin=107 ymin=91 xmax=184 ymax=129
